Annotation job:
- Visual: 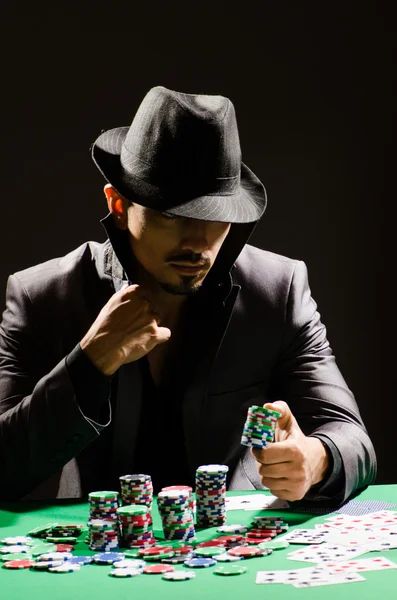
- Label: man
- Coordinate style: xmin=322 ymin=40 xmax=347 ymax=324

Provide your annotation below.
xmin=0 ymin=86 xmax=376 ymax=502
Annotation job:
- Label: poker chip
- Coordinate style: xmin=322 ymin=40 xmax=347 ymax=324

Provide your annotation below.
xmin=196 ymin=540 xmax=227 ymax=548
xmin=119 ymin=474 xmax=153 ymax=510
xmin=258 ymin=540 xmax=290 ymax=550
xmin=193 ymin=546 xmax=225 ymax=557
xmin=213 ymin=565 xmax=247 ymax=576
xmin=161 ymin=554 xmax=193 ymax=564
xmin=56 ymin=544 xmax=75 ymax=553
xmin=32 ymin=560 xmax=64 ymax=569
xmin=109 ymin=567 xmax=143 ymax=577
xmin=68 ymin=555 xmax=94 ymax=565
xmin=162 ymin=570 xmax=196 ymax=581
xmin=217 ymin=525 xmax=248 ymax=534
xmin=214 ymin=553 xmax=243 ymax=562
xmin=143 ymin=564 xmax=175 ymax=574
xmin=144 ymin=552 xmax=175 ymax=561
xmin=37 ymin=552 xmax=73 ymax=561
xmin=139 ymin=545 xmax=173 ymax=556
xmin=184 ymin=557 xmax=217 ymax=568
xmin=228 ymin=546 xmax=262 ymax=558
xmin=0 ymin=545 xmax=31 ymax=554
xmin=1 ymin=536 xmax=33 ymax=546
xmin=49 ymin=562 xmax=81 ymax=573
xmin=92 ymin=552 xmax=125 ymax=564
xmin=3 ymin=559 xmax=36 ymax=569
xmin=117 ymin=504 xmax=155 ymax=549
xmin=46 ymin=537 xmax=77 ymax=543
xmin=30 ymin=543 xmax=58 ymax=556
xmin=1 ymin=552 xmax=33 ymax=562
xmin=27 ymin=524 xmax=59 ymax=538
xmin=113 ymin=558 xmax=146 ymax=569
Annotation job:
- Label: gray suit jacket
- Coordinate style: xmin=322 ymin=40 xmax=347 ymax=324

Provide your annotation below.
xmin=0 ymin=214 xmax=377 ymax=502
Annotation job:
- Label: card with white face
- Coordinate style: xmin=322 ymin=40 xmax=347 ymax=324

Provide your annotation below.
xmin=321 ymin=556 xmax=397 ymax=574
xmin=292 ymin=572 xmax=366 ymax=588
xmin=255 ymin=566 xmax=326 ymax=584
xmin=277 ymin=528 xmax=329 ymax=544
xmin=323 ymin=527 xmax=388 ymax=548
xmin=287 ymin=543 xmax=368 ymax=563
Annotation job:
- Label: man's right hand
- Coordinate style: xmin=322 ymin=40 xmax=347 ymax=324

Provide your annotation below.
xmin=80 ymin=283 xmax=171 ymax=376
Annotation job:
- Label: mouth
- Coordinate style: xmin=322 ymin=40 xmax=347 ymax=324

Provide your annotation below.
xmin=169 ymin=263 xmax=206 ymax=275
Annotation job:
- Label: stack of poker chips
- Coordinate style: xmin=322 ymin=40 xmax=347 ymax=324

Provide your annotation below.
xmin=161 ymin=485 xmax=196 ymax=517
xmin=87 ymin=491 xmax=120 ymax=551
xmin=195 ymin=464 xmax=228 ymax=528
xmin=157 ymin=488 xmax=196 ymax=542
xmin=87 ymin=519 xmax=120 ymax=552
xmin=240 ymin=405 xmax=281 ymax=448
xmin=119 ymin=474 xmax=153 ymax=509
xmin=247 ymin=515 xmax=289 ymax=539
xmin=117 ymin=504 xmax=155 ymax=548
xmin=88 ymin=491 xmax=120 ymax=523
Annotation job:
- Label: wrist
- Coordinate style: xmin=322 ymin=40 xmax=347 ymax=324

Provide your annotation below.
xmin=307 ymin=436 xmax=330 ymax=486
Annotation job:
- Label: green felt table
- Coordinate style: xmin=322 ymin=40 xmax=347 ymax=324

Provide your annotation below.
xmin=0 ymin=485 xmax=396 ymax=600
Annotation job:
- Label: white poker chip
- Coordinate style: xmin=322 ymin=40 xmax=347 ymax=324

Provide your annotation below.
xmin=32 ymin=560 xmax=64 ymax=569
xmin=217 ymin=525 xmax=248 ymax=534
xmin=113 ymin=559 xmax=146 ymax=569
xmin=38 ymin=552 xmax=73 ymax=561
xmin=109 ymin=567 xmax=143 ymax=577
xmin=1 ymin=536 xmax=33 ymax=546
xmin=214 ymin=553 xmax=243 ymax=562
xmin=49 ymin=562 xmax=81 ymax=573
xmin=162 ymin=570 xmax=196 ymax=580
xmin=0 ymin=545 xmax=31 ymax=554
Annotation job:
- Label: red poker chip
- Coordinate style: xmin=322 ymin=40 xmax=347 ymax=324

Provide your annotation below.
xmin=246 ymin=537 xmax=271 ymax=545
xmin=143 ymin=564 xmax=174 ymax=574
xmin=56 ymin=544 xmax=74 ymax=552
xmin=4 ymin=559 xmax=36 ymax=569
xmin=215 ymin=535 xmax=244 ymax=543
xmin=196 ymin=540 xmax=227 ymax=548
xmin=228 ymin=546 xmax=262 ymax=558
xmin=139 ymin=545 xmax=174 ymax=556
xmin=246 ymin=532 xmax=274 ymax=539
xmin=173 ymin=545 xmax=194 ymax=555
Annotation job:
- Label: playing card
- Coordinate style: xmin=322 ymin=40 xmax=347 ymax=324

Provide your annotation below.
xmin=324 ymin=527 xmax=387 ymax=547
xmin=277 ymin=528 xmax=328 ymax=544
xmin=287 ymin=543 xmax=368 ymax=563
xmin=292 ymin=572 xmax=366 ymax=588
xmin=255 ymin=566 xmax=324 ymax=584
xmin=225 ymin=494 xmax=289 ymax=511
xmin=321 ymin=556 xmax=397 ymax=574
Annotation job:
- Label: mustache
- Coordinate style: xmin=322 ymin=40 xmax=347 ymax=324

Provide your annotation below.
xmin=166 ymin=252 xmax=210 ymax=265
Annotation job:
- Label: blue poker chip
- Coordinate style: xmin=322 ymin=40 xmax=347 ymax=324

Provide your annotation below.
xmin=184 ymin=557 xmax=217 ymax=568
xmin=93 ymin=552 xmax=125 ymax=564
xmin=68 ymin=555 xmax=94 ymax=565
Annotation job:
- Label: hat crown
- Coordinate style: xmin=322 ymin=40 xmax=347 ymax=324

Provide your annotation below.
xmin=120 ymin=86 xmax=242 ymax=197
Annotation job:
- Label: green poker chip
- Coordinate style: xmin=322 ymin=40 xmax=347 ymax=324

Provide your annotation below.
xmin=194 ymin=546 xmax=225 ymax=557
xmin=214 ymin=565 xmax=247 ymax=576
xmin=258 ymin=540 xmax=289 ymax=550
xmin=1 ymin=552 xmax=33 ymax=562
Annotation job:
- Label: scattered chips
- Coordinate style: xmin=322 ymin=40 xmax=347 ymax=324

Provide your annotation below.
xmin=162 ymin=570 xmax=196 ymax=581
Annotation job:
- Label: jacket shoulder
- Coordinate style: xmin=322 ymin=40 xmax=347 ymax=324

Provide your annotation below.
xmin=235 ymin=244 xmax=304 ymax=288
xmin=11 ymin=241 xmax=110 ymax=303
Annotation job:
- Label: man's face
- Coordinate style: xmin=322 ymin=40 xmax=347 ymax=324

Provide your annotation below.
xmin=127 ymin=204 xmax=231 ymax=295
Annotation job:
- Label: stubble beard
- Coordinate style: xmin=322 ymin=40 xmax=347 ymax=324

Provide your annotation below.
xmin=159 ymin=276 xmax=204 ymax=296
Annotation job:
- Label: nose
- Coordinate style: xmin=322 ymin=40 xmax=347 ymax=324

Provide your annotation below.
xmin=179 ymin=219 xmax=210 ymax=254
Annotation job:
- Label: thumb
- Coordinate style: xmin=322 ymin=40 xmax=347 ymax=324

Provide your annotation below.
xmin=263 ymin=401 xmax=296 ymax=433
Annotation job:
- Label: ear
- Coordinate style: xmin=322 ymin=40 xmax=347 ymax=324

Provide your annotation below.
xmin=104 ymin=184 xmax=129 ymax=230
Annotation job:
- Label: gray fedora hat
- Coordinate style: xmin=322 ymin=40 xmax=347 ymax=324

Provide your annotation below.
xmin=92 ymin=86 xmax=267 ymax=223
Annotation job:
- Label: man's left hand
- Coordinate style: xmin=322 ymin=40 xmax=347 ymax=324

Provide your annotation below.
xmin=251 ymin=401 xmax=329 ymax=501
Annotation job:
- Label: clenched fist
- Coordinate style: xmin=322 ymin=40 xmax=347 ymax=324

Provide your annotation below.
xmin=80 ymin=283 xmax=171 ymax=376
xmin=252 ymin=401 xmax=330 ymax=501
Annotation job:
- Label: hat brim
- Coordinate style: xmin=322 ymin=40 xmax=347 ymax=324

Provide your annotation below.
xmin=92 ymin=127 xmax=267 ymax=223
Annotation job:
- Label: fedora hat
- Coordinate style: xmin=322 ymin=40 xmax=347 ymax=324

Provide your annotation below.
xmin=92 ymin=86 xmax=267 ymax=223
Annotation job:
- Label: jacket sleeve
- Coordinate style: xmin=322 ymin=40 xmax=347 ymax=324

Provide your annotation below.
xmin=269 ymin=260 xmax=377 ymax=505
xmin=0 ymin=274 xmax=112 ymax=500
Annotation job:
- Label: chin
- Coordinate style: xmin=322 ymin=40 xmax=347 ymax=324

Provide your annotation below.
xmin=159 ymin=278 xmax=203 ymax=296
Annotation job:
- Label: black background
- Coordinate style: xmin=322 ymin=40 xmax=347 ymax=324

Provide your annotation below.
xmin=1 ymin=3 xmax=395 ymax=483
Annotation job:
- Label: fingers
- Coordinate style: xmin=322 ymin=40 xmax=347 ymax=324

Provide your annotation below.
xmin=252 ymin=441 xmax=297 ymax=465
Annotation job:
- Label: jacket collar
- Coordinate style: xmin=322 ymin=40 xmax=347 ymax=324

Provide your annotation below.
xmin=100 ymin=211 xmax=260 ymax=303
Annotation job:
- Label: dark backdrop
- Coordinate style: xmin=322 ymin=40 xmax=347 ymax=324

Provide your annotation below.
xmin=1 ymin=3 xmax=395 ymax=483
